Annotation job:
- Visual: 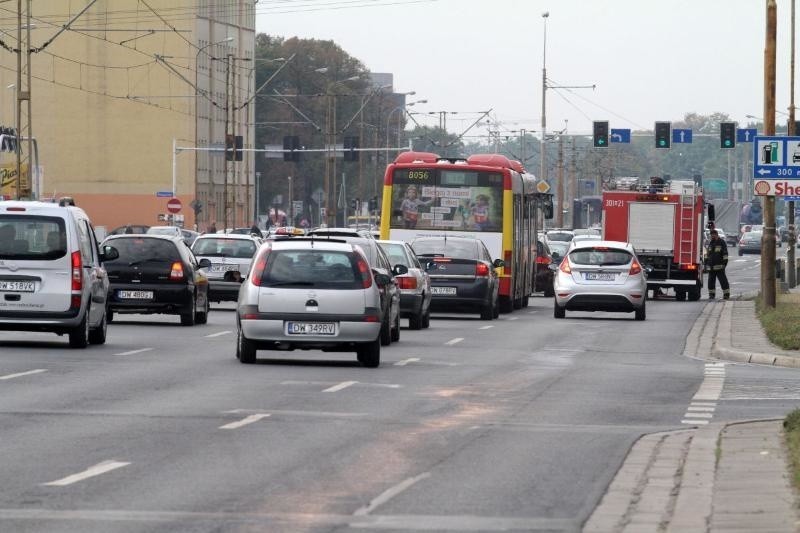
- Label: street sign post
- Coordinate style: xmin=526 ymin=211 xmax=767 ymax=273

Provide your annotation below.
xmin=672 ymin=129 xmax=692 ymax=144
xmin=610 ymin=129 xmax=631 ymax=143
xmin=167 ymin=198 xmax=182 ymax=213
xmin=753 ymin=136 xmax=800 ymax=178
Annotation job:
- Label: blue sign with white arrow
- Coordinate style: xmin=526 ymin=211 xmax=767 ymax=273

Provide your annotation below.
xmin=672 ymin=129 xmax=692 ymax=144
xmin=737 ymin=128 xmax=757 ymax=143
xmin=610 ymin=129 xmax=630 ymax=143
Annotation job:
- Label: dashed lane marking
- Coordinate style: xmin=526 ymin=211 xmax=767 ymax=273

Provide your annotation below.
xmin=445 ymin=338 xmax=464 ymax=346
xmin=323 ymin=381 xmax=359 ymax=393
xmin=394 ymin=358 xmax=420 ymax=366
xmin=353 ymin=472 xmax=431 ymax=516
xmin=682 ymin=362 xmax=724 ymax=425
xmin=219 ymin=413 xmax=271 ymax=430
xmin=205 ymin=331 xmax=232 ymax=338
xmin=479 ymin=325 xmax=493 ymax=330
xmin=0 ymin=369 xmax=47 ymax=381
xmin=113 ymin=348 xmax=153 ymax=356
xmin=42 ymin=460 xmax=130 ymax=487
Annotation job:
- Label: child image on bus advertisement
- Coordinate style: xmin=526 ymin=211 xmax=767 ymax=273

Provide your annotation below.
xmin=392 ymin=185 xmax=501 ymax=231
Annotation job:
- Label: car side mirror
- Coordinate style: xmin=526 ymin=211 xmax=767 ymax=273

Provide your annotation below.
xmin=392 ymin=264 xmax=409 ymax=276
xmin=374 ymin=272 xmax=392 ymax=286
xmin=100 ymin=245 xmax=119 ymax=262
xmin=198 ymin=258 xmax=212 ymax=269
xmin=492 ymin=258 xmax=505 ymax=268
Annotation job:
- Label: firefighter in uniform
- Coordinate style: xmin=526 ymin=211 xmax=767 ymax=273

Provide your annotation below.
xmin=706 ymin=229 xmax=730 ymax=299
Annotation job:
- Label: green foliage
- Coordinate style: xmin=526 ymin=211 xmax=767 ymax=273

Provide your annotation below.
xmin=755 ymin=297 xmax=800 ymax=350
xmin=784 ymin=408 xmax=800 ymax=489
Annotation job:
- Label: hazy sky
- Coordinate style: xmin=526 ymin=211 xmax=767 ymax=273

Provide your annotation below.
xmin=256 ymin=0 xmax=796 ymax=139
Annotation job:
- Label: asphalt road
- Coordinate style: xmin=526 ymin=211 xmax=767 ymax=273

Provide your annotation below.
xmin=0 ymin=254 xmax=796 ymax=533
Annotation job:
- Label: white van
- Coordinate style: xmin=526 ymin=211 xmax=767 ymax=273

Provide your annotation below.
xmin=0 ymin=199 xmax=118 ymax=347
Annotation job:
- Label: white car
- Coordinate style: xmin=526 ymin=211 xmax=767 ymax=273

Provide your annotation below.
xmin=552 ymin=240 xmax=647 ymax=320
xmin=0 ymin=198 xmax=119 ymax=347
xmin=191 ymin=233 xmax=262 ymax=302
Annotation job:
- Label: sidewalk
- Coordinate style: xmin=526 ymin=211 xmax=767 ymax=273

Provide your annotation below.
xmin=584 ymin=299 xmax=800 ymax=532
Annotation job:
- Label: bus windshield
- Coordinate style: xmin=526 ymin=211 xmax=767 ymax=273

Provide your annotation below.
xmin=389 ymin=168 xmax=504 ymax=232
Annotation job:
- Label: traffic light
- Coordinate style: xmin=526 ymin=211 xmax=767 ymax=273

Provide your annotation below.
xmin=368 ymin=196 xmax=377 ymax=212
xmin=283 ymin=135 xmax=300 ymax=162
xmin=654 ymin=122 xmax=671 ymax=149
xmin=190 ymin=199 xmax=203 ymax=216
xmin=343 ymin=136 xmax=359 ymax=161
xmin=592 ymin=121 xmax=609 ymax=148
xmin=234 ymin=135 xmax=243 ymax=161
xmin=225 ymin=134 xmax=235 ymax=161
xmin=720 ymin=122 xmax=736 ymax=149
xmin=350 ymin=198 xmax=358 ymax=210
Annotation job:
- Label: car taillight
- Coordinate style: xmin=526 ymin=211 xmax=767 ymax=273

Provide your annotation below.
xmin=504 ymin=250 xmax=512 ymax=274
xmin=396 ymin=276 xmax=417 ymax=290
xmin=629 ymin=260 xmax=642 ymax=276
xmin=476 ymin=262 xmax=490 ymax=277
xmin=535 ymin=255 xmax=551 ymax=265
xmin=249 ymin=247 xmax=271 ymax=286
xmin=169 ymin=261 xmax=185 ymax=281
xmin=71 ymin=251 xmax=83 ymax=291
xmin=357 ymin=257 xmax=373 ymax=289
xmin=559 ymin=258 xmax=572 ymax=274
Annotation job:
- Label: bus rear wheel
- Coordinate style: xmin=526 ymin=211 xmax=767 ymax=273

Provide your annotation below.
xmin=499 ymin=296 xmax=513 ymax=314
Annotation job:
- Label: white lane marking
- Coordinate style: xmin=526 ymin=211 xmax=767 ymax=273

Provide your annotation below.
xmin=205 ymin=331 xmax=232 ymax=338
xmin=479 ymin=325 xmax=494 ymax=330
xmin=394 ymin=358 xmax=420 ymax=366
xmin=224 ymin=409 xmax=368 ymax=418
xmin=352 ymin=472 xmax=431 ymax=516
xmin=690 ymin=402 xmax=717 ymax=407
xmin=113 ymin=348 xmax=153 ymax=356
xmin=0 ymin=369 xmax=47 ymax=381
xmin=683 ymin=363 xmax=726 ymax=424
xmin=683 ymin=412 xmax=714 ymax=419
xmin=43 ymin=460 xmax=130 ymax=487
xmin=687 ymin=406 xmax=716 ymax=412
xmin=219 ymin=413 xmax=271 ymax=430
xmin=323 ymin=381 xmax=358 ymax=393
xmin=681 ymin=419 xmax=710 ymax=425
xmin=734 ymin=259 xmax=747 ymax=262
xmin=506 ymin=316 xmax=519 ymax=321
xmin=445 ymin=338 xmax=464 ymax=346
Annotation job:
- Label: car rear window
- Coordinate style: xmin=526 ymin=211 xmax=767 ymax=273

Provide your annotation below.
xmin=379 ymin=243 xmax=409 ymax=267
xmin=569 ymin=247 xmax=632 ymax=266
xmin=260 ymin=250 xmax=363 ymax=289
xmin=104 ymin=237 xmax=180 ymax=263
xmin=193 ymin=238 xmax=256 ymax=258
xmin=546 ymin=232 xmax=574 ymax=242
xmin=412 ymin=239 xmax=477 ymax=259
xmin=0 ymin=215 xmax=67 ymax=260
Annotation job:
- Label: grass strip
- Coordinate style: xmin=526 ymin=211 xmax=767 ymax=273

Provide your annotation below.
xmin=785 ymin=409 xmax=800 ymax=490
xmin=756 ymin=297 xmax=800 ymax=350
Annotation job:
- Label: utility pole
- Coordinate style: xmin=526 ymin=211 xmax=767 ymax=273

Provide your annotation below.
xmin=556 ymin=135 xmax=564 ymax=227
xmin=15 ymin=0 xmax=33 ymax=200
xmin=788 ymin=0 xmax=797 ymax=288
xmin=569 ymin=137 xmax=577 ymax=228
xmin=223 ymin=54 xmax=232 ymax=231
xmin=763 ymin=0 xmax=778 ymax=308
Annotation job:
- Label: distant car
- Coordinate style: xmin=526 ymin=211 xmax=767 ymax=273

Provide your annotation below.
xmin=191 ymin=233 xmax=262 ymax=303
xmin=377 ymin=240 xmax=432 ymax=329
xmin=548 ymin=241 xmax=570 ymax=262
xmin=738 ymin=231 xmax=762 ymax=255
xmin=571 ymin=234 xmax=601 ymax=244
xmin=103 ymin=234 xmax=210 ymax=325
xmin=108 ymin=224 xmax=150 ymax=236
xmin=307 ymin=227 xmax=375 ymax=240
xmin=411 ymin=236 xmax=503 ymax=320
xmin=146 ymin=225 xmax=199 ymax=247
xmin=572 ymin=228 xmax=601 ymax=238
xmin=552 ymin=240 xmax=647 ymax=320
xmin=235 ymin=238 xmax=402 ymax=367
xmin=534 ymin=239 xmax=555 ymax=297
xmin=0 ymin=199 xmax=119 ymax=347
xmin=545 ymin=230 xmax=574 ymax=243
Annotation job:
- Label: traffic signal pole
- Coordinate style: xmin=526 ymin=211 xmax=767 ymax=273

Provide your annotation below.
xmin=788 ymin=0 xmax=797 ymax=289
xmin=763 ymin=0 xmax=777 ymax=308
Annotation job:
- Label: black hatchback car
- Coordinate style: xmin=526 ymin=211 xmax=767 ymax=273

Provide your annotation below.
xmin=102 ymin=234 xmax=210 ymax=326
xmin=411 ymin=236 xmax=503 ymax=320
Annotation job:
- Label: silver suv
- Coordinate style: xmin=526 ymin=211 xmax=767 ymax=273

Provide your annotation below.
xmin=191 ymin=233 xmax=262 ymax=302
xmin=236 ymin=238 xmax=403 ymax=367
xmin=0 ymin=199 xmax=118 ymax=347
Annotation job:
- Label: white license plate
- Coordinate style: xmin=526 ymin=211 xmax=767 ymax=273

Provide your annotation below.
xmin=210 ymin=264 xmax=239 ymax=273
xmin=118 ymin=290 xmax=154 ymax=300
xmin=0 ymin=280 xmax=35 ymax=292
xmin=286 ymin=322 xmax=337 ymax=335
xmin=585 ymin=273 xmax=616 ymax=281
xmin=431 ymin=286 xmax=457 ymax=295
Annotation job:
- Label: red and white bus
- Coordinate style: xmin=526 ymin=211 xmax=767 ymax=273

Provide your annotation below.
xmin=379 ymin=151 xmax=550 ymax=312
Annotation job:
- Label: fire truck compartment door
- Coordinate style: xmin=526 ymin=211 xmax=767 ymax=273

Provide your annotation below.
xmin=628 ymin=203 xmax=675 ymax=252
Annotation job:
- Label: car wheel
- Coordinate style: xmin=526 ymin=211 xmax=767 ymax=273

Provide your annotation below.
xmin=635 ymin=301 xmax=646 ymax=321
xmin=492 ymin=296 xmax=500 ymax=318
xmin=421 ymin=306 xmax=431 ymax=329
xmin=391 ymin=312 xmax=400 ymax=342
xmin=553 ymin=300 xmax=565 ymax=319
xmin=688 ymin=286 xmax=702 ymax=301
xmin=380 ymin=314 xmax=392 ymax=346
xmin=88 ymin=308 xmax=107 ymax=345
xmin=106 ymin=308 xmax=114 ymax=324
xmin=195 ymin=292 xmax=209 ymax=325
xmin=236 ymin=325 xmax=257 ymax=364
xmin=499 ymin=296 xmax=513 ymax=314
xmin=357 ymin=335 xmax=381 ymax=368
xmin=181 ymin=293 xmax=196 ymax=326
xmin=544 ymin=283 xmax=555 ymax=298
xmin=738 ymin=249 xmax=743 ymax=256
xmin=409 ymin=302 xmax=423 ymax=330
xmin=68 ymin=305 xmax=90 ymax=349
xmin=522 ymin=296 xmax=530 ymax=308
xmin=480 ymin=298 xmax=493 ymax=320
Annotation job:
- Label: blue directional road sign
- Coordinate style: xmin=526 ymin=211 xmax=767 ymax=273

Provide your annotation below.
xmin=156 ymin=191 xmax=174 ymax=197
xmin=753 ymin=136 xmax=800 ymax=178
xmin=672 ymin=129 xmax=692 ymax=144
xmin=737 ymin=128 xmax=757 ymax=143
xmin=610 ymin=129 xmax=631 ymax=143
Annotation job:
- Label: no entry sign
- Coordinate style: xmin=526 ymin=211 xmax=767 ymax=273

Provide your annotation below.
xmin=167 ymin=198 xmax=182 ymax=213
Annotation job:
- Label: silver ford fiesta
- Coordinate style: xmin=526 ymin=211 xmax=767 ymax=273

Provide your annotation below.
xmin=552 ymin=240 xmax=647 ymax=321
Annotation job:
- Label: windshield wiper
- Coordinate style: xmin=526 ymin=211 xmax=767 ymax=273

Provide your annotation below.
xmin=128 ymin=257 xmax=171 ymax=266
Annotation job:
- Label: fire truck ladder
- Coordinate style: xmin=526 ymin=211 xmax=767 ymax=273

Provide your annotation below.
xmin=678 ymin=189 xmax=697 ymax=265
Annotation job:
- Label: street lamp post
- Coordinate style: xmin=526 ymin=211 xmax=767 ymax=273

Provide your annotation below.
xmin=540 ymin=12 xmax=549 ymax=184
xmin=385 ymin=99 xmax=426 ymax=160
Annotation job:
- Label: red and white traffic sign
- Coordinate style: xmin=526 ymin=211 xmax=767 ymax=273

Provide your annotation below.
xmin=754 ymin=179 xmax=800 ymax=196
xmin=167 ymin=197 xmax=182 ymax=213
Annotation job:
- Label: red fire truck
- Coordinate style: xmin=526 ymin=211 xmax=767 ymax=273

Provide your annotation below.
xmin=602 ymin=180 xmax=707 ymax=301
